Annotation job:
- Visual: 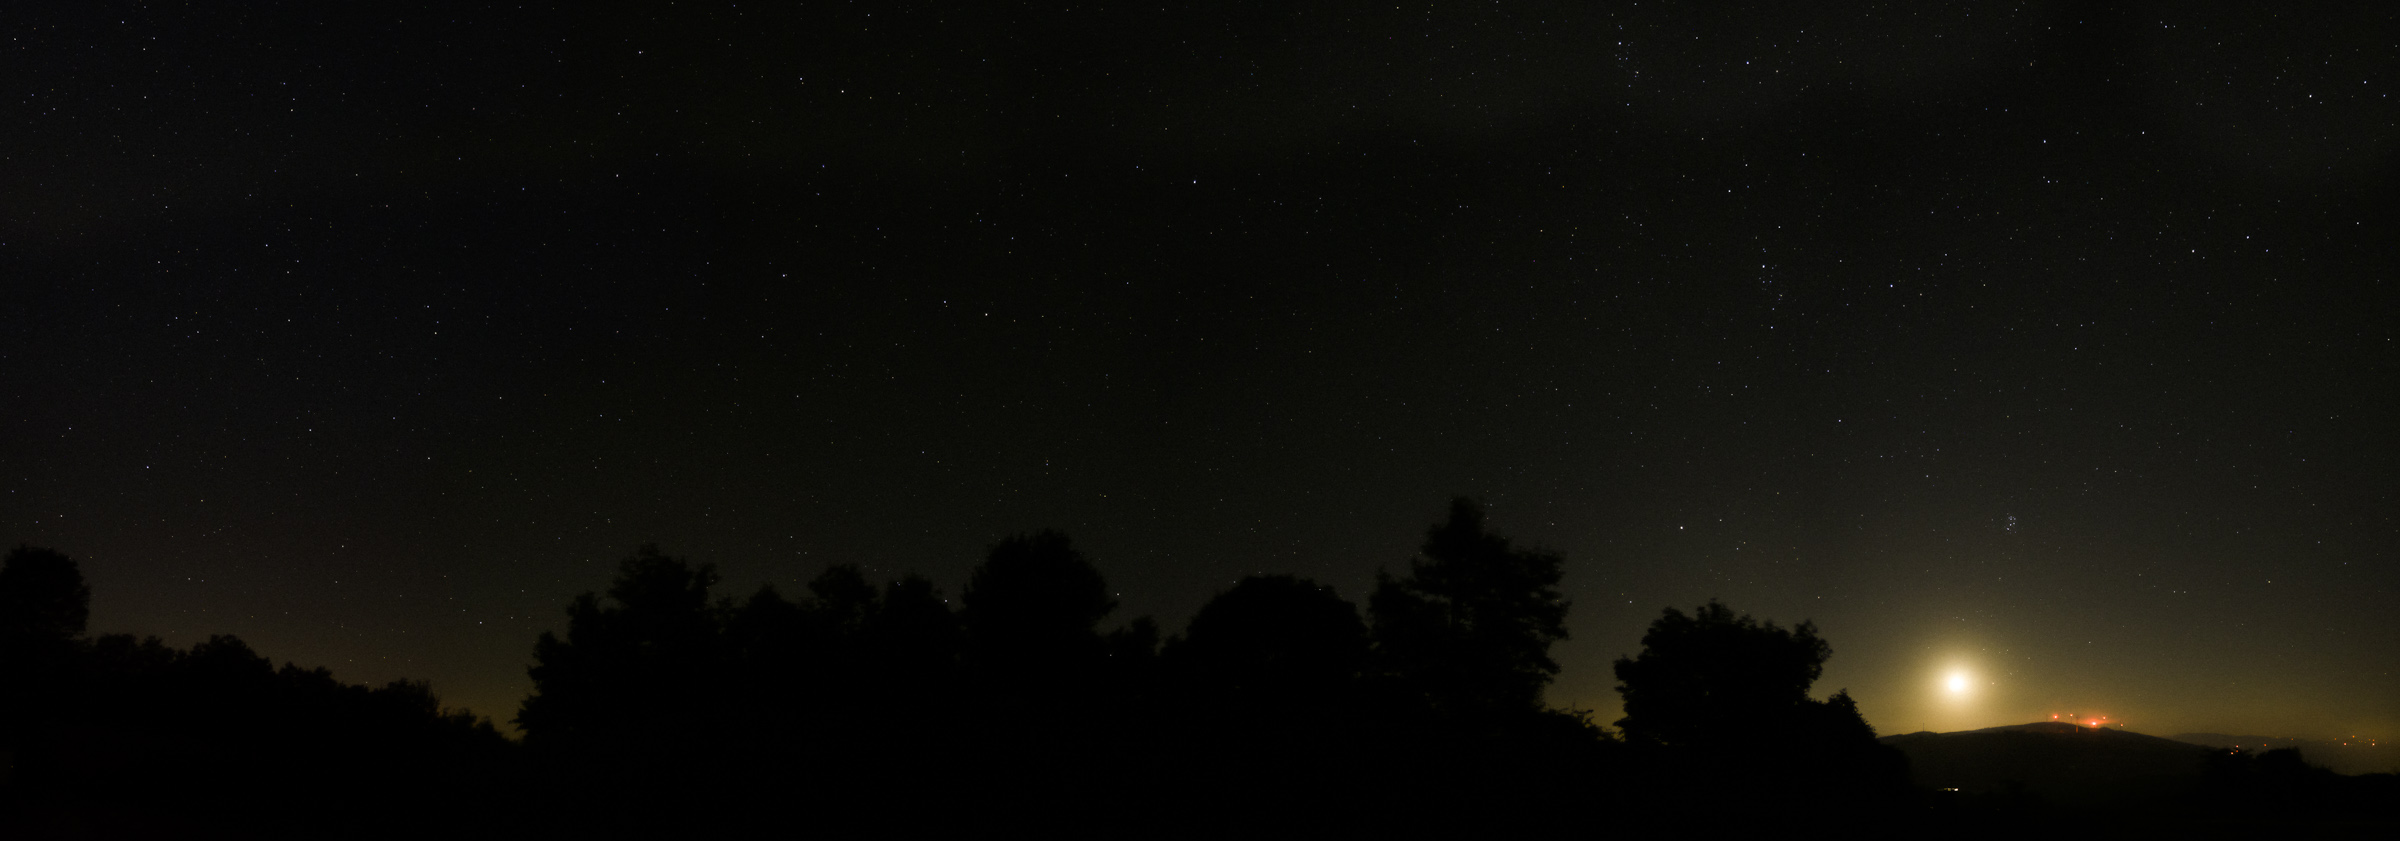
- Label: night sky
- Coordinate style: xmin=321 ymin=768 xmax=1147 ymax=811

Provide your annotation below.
xmin=6 ymin=3 xmax=2393 ymax=741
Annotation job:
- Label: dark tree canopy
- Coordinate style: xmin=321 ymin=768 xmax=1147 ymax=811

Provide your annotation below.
xmin=0 ymin=544 xmax=92 ymax=644
xmin=805 ymin=562 xmax=878 ymax=635
xmin=1171 ymin=574 xmax=1367 ymax=702
xmin=2 ymin=578 xmax=511 ymax=840
xmin=1613 ymin=600 xmax=1834 ymax=749
xmin=858 ymin=573 xmax=963 ymax=683
xmin=1610 ymin=600 xmax=1908 ymax=820
xmin=725 ymin=564 xmax=962 ymax=710
xmin=185 ymin=633 xmax=277 ymax=683
xmin=517 ymin=544 xmax=723 ymax=750
xmin=1369 ymin=499 xmax=1570 ymax=717
xmin=514 ymin=543 xmax=978 ymax=819
xmin=959 ymin=530 xmax=1115 ymax=676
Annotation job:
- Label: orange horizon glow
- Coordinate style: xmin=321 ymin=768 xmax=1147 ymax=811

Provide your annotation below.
xmin=2047 ymin=713 xmax=2117 ymax=729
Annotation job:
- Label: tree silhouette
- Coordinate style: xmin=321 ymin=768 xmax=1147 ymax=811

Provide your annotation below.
xmin=185 ymin=633 xmax=276 ymax=683
xmin=805 ymin=563 xmax=878 ymax=635
xmin=724 ymin=565 xmax=962 ymax=742
xmin=947 ymin=531 xmax=1132 ymax=827
xmin=862 ymin=573 xmax=961 ymax=683
xmin=0 ymin=544 xmax=91 ymax=645
xmin=517 ymin=544 xmax=724 ymax=757
xmin=853 ymin=571 xmax=963 ymax=761
xmin=1612 ymin=600 xmax=1907 ymax=823
xmin=0 ymin=544 xmax=95 ymax=788
xmin=1613 ymin=600 xmax=1831 ymax=749
xmin=1171 ymin=574 xmax=1366 ymax=702
xmin=1103 ymin=614 xmax=1161 ymax=687
xmin=1147 ymin=575 xmax=1377 ymax=830
xmin=960 ymin=530 xmax=1114 ymax=683
xmin=1368 ymin=499 xmax=1570 ymax=718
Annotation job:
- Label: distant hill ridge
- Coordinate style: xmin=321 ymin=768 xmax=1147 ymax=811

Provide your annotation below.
xmin=1881 ymin=722 xmax=2220 ymax=804
xmin=2167 ymin=732 xmax=2396 ymax=776
xmin=1960 ymin=721 xmax=2186 ymax=739
xmin=1883 ymin=722 xmax=2399 ymax=803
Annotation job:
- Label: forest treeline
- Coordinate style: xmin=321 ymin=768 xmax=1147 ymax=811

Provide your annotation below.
xmin=502 ymin=500 xmax=1922 ymax=837
xmin=0 ymin=500 xmax=1908 ymax=836
xmin=6 ymin=499 xmax=2366 ymax=837
xmin=0 ymin=547 xmax=516 ymax=836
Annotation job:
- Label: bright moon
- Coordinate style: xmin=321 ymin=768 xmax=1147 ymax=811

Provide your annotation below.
xmin=1946 ymin=673 xmax=1969 ymax=694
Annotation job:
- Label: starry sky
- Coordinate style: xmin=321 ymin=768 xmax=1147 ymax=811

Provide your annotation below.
xmin=5 ymin=2 xmax=2394 ymax=740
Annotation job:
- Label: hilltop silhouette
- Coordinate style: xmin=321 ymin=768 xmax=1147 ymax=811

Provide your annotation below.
xmin=1884 ymin=722 xmax=2219 ymax=804
xmin=1887 ymin=721 xmax=2400 ymax=837
xmin=2169 ymin=732 xmax=2399 ymax=776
